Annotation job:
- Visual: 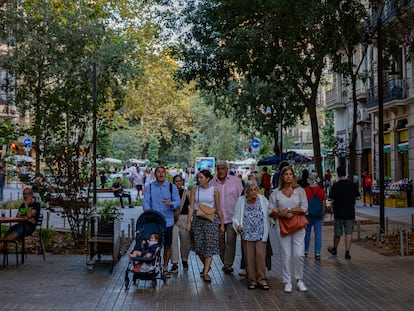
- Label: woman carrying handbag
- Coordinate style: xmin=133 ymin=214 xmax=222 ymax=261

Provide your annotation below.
xmin=269 ymin=166 xmax=308 ymax=293
xmin=186 ymin=169 xmax=225 ymax=282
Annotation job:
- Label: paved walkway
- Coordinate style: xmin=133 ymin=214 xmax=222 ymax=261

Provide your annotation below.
xmin=1 ymin=188 xmax=414 ymax=310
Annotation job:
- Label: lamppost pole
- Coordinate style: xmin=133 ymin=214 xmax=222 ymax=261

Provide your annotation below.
xmin=92 ymin=63 xmax=97 ymax=205
xmin=377 ymin=16 xmax=385 ymax=233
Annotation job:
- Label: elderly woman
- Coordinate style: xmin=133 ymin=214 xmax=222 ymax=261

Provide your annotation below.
xmin=269 ymin=166 xmax=308 ymax=293
xmin=233 ymin=180 xmax=271 ymax=290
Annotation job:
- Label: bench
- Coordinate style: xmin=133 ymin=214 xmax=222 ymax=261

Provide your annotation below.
xmin=88 ymin=188 xmax=117 ymax=199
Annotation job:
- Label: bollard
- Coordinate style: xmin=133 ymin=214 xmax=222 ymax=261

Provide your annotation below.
xmin=120 ymin=230 xmax=125 ymax=255
xmin=130 ymin=218 xmax=135 ymax=238
xmin=356 ymin=221 xmax=361 ymax=241
xmin=376 ymin=226 xmax=381 ymax=246
xmin=385 ymin=217 xmax=388 ymax=235
xmin=406 ymin=231 xmax=409 ymax=256
xmin=400 ymin=231 xmax=404 ymax=256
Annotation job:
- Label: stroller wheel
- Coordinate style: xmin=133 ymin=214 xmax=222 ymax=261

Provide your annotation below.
xmin=152 ymin=279 xmax=157 ymax=288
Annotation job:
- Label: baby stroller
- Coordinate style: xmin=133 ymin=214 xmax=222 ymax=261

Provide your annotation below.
xmin=124 ymin=210 xmax=166 ymax=289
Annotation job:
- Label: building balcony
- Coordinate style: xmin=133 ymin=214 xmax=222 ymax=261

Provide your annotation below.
xmin=0 ymin=97 xmax=17 ymax=118
xmin=366 ymin=78 xmax=409 ymax=109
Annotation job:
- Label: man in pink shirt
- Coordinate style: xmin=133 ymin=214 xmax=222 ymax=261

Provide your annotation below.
xmin=210 ymin=160 xmax=243 ymax=274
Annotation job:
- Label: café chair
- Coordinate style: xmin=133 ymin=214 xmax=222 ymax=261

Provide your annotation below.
xmin=1 ymin=238 xmax=19 ymax=268
xmin=32 ymin=213 xmax=46 ymax=260
xmin=22 ymin=213 xmax=46 ymax=261
xmin=1 ymin=213 xmax=46 ymax=267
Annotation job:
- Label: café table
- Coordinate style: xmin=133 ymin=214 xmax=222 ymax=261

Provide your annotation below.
xmin=0 ymin=217 xmax=27 ymax=266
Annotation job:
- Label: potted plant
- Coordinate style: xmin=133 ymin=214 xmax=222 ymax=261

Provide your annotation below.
xmin=96 ymin=202 xmax=122 ymax=237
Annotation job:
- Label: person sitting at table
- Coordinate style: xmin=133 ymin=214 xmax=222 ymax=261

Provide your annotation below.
xmin=0 ymin=187 xmax=41 ymax=251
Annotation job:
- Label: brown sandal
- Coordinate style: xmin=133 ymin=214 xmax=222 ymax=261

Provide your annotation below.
xmin=203 ymin=274 xmax=211 ymax=282
xmin=239 ymin=269 xmax=248 ymax=277
xmin=258 ymin=283 xmax=270 ymax=290
xmin=200 ymin=267 xmax=211 ymax=277
xmin=248 ymin=282 xmax=257 ymax=290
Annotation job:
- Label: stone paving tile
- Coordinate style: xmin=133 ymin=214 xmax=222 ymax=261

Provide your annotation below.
xmin=2 ymin=202 xmax=414 ymax=311
xmin=2 ymin=223 xmax=414 ymax=311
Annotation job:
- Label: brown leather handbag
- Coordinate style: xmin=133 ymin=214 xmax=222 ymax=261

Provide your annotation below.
xmin=279 ymin=214 xmax=308 ymax=237
xmin=196 ymin=203 xmax=216 ymax=222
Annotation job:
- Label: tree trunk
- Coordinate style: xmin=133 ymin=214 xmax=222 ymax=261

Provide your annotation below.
xmin=273 ymin=128 xmax=281 ymax=157
xmin=307 ymin=100 xmax=323 ymax=186
xmin=348 ymin=74 xmax=358 ymax=181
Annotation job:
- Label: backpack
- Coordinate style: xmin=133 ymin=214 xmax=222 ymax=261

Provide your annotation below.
xmin=364 ymin=175 xmax=372 ymax=187
xmin=307 ymin=187 xmax=324 ymax=218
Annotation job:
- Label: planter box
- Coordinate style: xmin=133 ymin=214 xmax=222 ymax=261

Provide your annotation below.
xmin=87 ymin=217 xmax=121 ymax=272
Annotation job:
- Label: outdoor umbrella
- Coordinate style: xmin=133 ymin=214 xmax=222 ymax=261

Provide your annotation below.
xmin=126 ymin=158 xmax=148 ymax=165
xmin=257 ymin=156 xmax=281 ymax=166
xmin=257 ymin=151 xmax=313 ymax=166
xmin=6 ymin=155 xmax=35 ymax=163
xmin=98 ymin=157 xmax=122 ymax=164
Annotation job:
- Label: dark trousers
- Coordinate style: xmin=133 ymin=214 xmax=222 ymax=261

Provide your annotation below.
xmin=114 ymin=192 xmax=131 ymax=207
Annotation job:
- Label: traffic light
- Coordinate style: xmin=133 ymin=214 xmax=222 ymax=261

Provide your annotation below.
xmin=10 ymin=143 xmax=18 ymax=155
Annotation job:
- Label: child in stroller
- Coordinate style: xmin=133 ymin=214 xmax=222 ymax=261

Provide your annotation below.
xmin=125 ymin=210 xmax=166 ymax=289
xmin=129 ymin=233 xmax=161 ymax=259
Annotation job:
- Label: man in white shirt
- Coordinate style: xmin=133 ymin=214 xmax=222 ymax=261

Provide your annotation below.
xmin=131 ymin=166 xmax=144 ymax=199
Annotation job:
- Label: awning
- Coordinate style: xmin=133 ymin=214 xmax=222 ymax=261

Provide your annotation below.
xmin=398 ymin=143 xmax=408 ymax=152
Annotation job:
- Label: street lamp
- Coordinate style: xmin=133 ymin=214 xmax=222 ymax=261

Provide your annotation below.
xmin=373 ymin=3 xmax=385 ymax=233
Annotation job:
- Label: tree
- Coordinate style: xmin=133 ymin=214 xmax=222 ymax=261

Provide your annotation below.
xmin=189 ymin=96 xmax=244 ymax=161
xmin=0 ymin=118 xmax=19 ymax=158
xmin=0 ymin=0 xmax=140 ymax=245
xmin=321 ymin=108 xmax=335 ymax=171
xmin=165 ymin=0 xmax=368 ymax=181
xmin=330 ymin=1 xmax=369 ymax=178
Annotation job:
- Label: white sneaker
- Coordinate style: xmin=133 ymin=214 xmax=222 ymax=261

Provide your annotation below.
xmin=284 ymin=283 xmax=292 ymax=293
xmin=297 ymin=279 xmax=308 ymax=292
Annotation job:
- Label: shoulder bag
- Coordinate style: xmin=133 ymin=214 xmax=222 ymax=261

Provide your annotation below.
xmin=276 ymin=189 xmax=309 ymax=236
xmin=195 ymin=187 xmax=216 ymax=222
xmin=279 ymin=214 xmax=309 ymax=237
xmin=174 ymin=189 xmax=187 ymax=223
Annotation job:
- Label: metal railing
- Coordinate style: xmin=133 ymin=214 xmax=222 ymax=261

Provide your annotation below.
xmin=366 ymin=78 xmax=409 ymax=108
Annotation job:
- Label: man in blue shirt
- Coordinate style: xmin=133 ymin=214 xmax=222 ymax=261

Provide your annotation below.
xmin=143 ymin=166 xmax=180 ymax=276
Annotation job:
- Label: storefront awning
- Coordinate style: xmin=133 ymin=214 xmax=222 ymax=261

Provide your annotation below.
xmin=384 ymin=145 xmax=391 ymax=153
xmin=398 ymin=143 xmax=408 ymax=152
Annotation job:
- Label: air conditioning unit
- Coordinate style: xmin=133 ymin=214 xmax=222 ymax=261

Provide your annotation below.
xmin=357 ymin=108 xmax=369 ymax=122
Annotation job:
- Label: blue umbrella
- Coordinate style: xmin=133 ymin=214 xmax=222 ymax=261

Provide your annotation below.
xmin=257 ymin=156 xmax=281 ymax=166
xmin=257 ymin=151 xmax=312 ymax=166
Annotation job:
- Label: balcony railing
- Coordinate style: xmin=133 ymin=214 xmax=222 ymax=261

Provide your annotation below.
xmin=366 ymin=78 xmax=409 ymax=108
xmin=372 ymin=0 xmax=414 ymax=24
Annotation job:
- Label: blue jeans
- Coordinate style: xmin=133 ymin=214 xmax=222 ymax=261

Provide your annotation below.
xmin=304 ymin=216 xmax=323 ymax=254
xmin=0 ymin=183 xmax=4 ymax=203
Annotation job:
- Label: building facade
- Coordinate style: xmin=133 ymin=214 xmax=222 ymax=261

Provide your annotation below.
xmin=326 ymin=1 xmax=414 ymax=204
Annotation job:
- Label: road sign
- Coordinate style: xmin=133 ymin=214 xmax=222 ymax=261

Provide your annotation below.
xmin=251 ymin=138 xmax=260 ymax=149
xmin=24 ymin=137 xmax=32 ymax=147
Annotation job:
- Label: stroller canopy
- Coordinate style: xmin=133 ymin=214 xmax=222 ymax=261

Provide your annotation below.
xmin=135 ymin=210 xmax=166 ymax=238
